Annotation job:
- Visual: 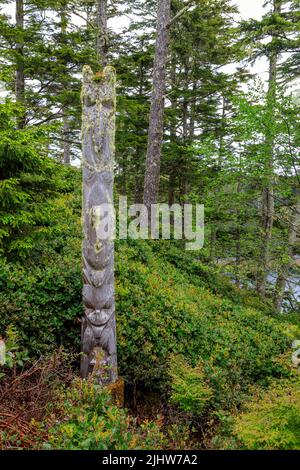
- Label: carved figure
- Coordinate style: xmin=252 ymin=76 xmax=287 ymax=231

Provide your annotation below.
xmin=80 ymin=65 xmax=117 ymax=384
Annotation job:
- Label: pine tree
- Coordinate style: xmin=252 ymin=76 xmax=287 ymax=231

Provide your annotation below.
xmin=143 ymin=0 xmax=171 ymax=211
xmin=241 ymin=0 xmax=300 ymax=296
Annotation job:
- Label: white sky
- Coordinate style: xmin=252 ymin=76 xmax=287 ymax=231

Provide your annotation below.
xmin=225 ymin=0 xmax=269 ymax=81
xmin=238 ymin=0 xmax=265 ymax=19
xmin=1 ymin=1 xmax=266 ymax=31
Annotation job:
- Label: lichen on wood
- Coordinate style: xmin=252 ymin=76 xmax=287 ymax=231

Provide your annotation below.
xmin=80 ymin=65 xmax=117 ymax=384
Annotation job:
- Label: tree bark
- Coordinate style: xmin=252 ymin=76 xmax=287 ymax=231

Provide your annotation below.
xmin=134 ymin=49 xmax=147 ymax=204
xmin=182 ymin=74 xmax=189 ymax=142
xmin=133 ymin=143 xmax=144 ymax=204
xmin=80 ymin=65 xmax=117 ymax=384
xmin=15 ymin=0 xmax=25 ymax=129
xmin=143 ymin=0 xmax=171 ymax=210
xmin=256 ymin=0 xmax=282 ymax=295
xmin=256 ymin=50 xmax=277 ymax=295
xmin=96 ymin=0 xmax=108 ymax=67
xmin=63 ymin=117 xmax=71 ymax=165
xmin=210 ymin=227 xmax=217 ymax=261
xmin=168 ymin=53 xmax=178 ymax=207
xmin=168 ymin=56 xmax=177 ymax=207
xmin=274 ymin=199 xmax=300 ymax=312
xmin=218 ymin=96 xmax=227 ymax=167
xmin=180 ymin=63 xmax=191 ymax=205
xmin=60 ymin=7 xmax=71 ymax=165
xmin=189 ymin=79 xmax=196 ymax=140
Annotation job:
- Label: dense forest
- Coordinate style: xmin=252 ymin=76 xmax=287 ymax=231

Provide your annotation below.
xmin=0 ymin=0 xmax=300 ymax=452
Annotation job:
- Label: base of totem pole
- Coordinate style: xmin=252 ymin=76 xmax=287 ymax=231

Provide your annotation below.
xmin=107 ymin=378 xmax=125 ymax=407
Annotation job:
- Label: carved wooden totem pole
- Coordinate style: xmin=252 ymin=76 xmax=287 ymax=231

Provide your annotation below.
xmin=80 ymin=65 xmax=117 ymax=384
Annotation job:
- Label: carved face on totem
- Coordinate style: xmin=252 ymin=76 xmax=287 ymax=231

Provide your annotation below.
xmin=83 ymin=240 xmax=114 ymax=271
xmin=83 ymin=284 xmax=114 ymax=326
xmin=86 ymin=308 xmax=114 ymax=328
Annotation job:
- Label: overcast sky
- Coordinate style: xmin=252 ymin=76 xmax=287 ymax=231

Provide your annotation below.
xmin=3 ymin=0 xmax=264 ymax=18
xmin=237 ymin=0 xmax=268 ymax=79
xmin=2 ymin=1 xmax=266 ymax=27
xmin=238 ymin=0 xmax=265 ymax=19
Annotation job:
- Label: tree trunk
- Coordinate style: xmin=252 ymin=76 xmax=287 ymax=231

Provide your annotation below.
xmin=63 ymin=117 xmax=71 ymax=165
xmin=218 ymin=96 xmax=226 ymax=167
xmin=256 ymin=49 xmax=277 ymax=295
xmin=189 ymin=79 xmax=196 ymax=140
xmin=274 ymin=199 xmax=300 ymax=312
xmin=143 ymin=0 xmax=171 ymax=210
xmin=180 ymin=64 xmax=190 ymax=205
xmin=256 ymin=1 xmax=282 ymax=295
xmin=61 ymin=8 xmax=71 ymax=165
xmin=133 ymin=143 xmax=144 ymax=204
xmin=15 ymin=0 xmax=25 ymax=129
xmin=134 ymin=166 xmax=144 ymax=204
xmin=210 ymin=227 xmax=217 ymax=261
xmin=80 ymin=65 xmax=117 ymax=384
xmin=182 ymin=69 xmax=189 ymax=143
xmin=168 ymin=56 xmax=177 ymax=207
xmin=134 ymin=49 xmax=146 ymax=204
xmin=96 ymin=0 xmax=108 ymax=67
xmin=235 ymin=178 xmax=242 ymax=288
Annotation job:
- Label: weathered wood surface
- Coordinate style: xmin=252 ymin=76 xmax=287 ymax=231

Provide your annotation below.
xmin=96 ymin=0 xmax=108 ymax=67
xmin=143 ymin=0 xmax=171 ymax=210
xmin=80 ymin=65 xmax=117 ymax=384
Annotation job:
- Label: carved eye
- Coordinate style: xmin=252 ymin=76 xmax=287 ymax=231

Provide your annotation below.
xmin=85 ymin=93 xmax=96 ymax=107
xmin=84 ymin=168 xmax=93 ymax=181
xmin=83 ymin=296 xmax=94 ymax=310
xmin=102 ymin=302 xmax=112 ymax=310
xmin=101 ymin=171 xmax=113 ymax=184
xmin=82 ymin=286 xmax=95 ymax=309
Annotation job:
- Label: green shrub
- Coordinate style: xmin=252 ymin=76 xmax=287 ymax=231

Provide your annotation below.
xmin=0 ymin=99 xmax=81 ymax=258
xmin=45 ymin=378 xmax=186 ymax=450
xmin=0 ymin=256 xmax=82 ymax=355
xmin=233 ymin=374 xmax=300 ymax=450
xmin=0 ymin=325 xmax=29 ymax=379
xmin=169 ymin=355 xmax=213 ymax=415
xmin=115 ymin=240 xmax=294 ymax=409
xmin=1 ymin=184 xmax=298 ymax=413
xmin=1 ymin=236 xmax=297 ymax=411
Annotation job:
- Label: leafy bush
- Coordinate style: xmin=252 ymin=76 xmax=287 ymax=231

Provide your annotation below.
xmin=232 ymin=374 xmax=300 ymax=450
xmin=168 ymin=355 xmax=213 ymax=415
xmin=0 ymin=255 xmax=82 ymax=355
xmin=46 ymin=378 xmax=188 ymax=450
xmin=115 ymin=240 xmax=295 ymax=409
xmin=1 ymin=185 xmax=298 ymax=413
xmin=0 ymin=326 xmax=29 ymax=379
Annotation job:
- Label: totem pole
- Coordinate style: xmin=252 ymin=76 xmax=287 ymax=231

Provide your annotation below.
xmin=80 ymin=65 xmax=117 ymax=384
